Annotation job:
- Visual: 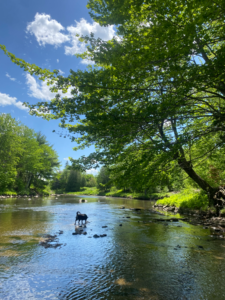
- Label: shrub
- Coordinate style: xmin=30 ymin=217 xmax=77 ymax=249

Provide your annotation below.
xmin=0 ymin=190 xmax=17 ymax=196
xmin=156 ymin=189 xmax=208 ymax=209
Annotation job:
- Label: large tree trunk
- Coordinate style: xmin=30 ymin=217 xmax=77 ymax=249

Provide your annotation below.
xmin=159 ymin=119 xmax=219 ymax=206
xmin=176 ymin=152 xmax=217 ymax=206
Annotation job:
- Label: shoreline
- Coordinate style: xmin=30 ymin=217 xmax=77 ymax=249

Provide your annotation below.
xmin=55 ymin=193 xmax=225 ymax=229
xmin=153 ymin=203 xmax=225 ymax=232
xmin=73 ymin=193 xmax=225 ymax=231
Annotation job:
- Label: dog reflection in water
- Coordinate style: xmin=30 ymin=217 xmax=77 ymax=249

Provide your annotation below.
xmin=75 ymin=211 xmax=88 ymax=225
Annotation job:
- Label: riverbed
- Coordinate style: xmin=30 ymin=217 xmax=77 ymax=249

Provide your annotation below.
xmin=0 ymin=195 xmax=225 ymax=300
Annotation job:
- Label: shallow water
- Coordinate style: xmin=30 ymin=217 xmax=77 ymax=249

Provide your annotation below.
xmin=0 ymin=195 xmax=225 ymax=300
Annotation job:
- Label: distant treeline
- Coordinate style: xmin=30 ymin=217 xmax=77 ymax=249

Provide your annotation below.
xmin=52 ymin=155 xmax=225 ymax=197
xmin=0 ymin=113 xmax=59 ymax=195
xmin=50 ymin=164 xmax=110 ymax=193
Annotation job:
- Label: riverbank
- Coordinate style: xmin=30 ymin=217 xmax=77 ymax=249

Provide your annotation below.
xmin=0 ymin=191 xmax=50 ymax=198
xmin=66 ymin=187 xmax=170 ymax=200
xmin=153 ymin=203 xmax=225 ymax=233
xmin=69 ymin=188 xmax=225 ymax=230
xmin=153 ymin=189 xmax=225 ymax=226
xmin=0 ymin=194 xmax=41 ymax=199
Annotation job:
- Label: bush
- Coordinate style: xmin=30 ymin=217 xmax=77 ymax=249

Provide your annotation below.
xmin=0 ymin=190 xmax=17 ymax=196
xmin=156 ymin=189 xmax=208 ymax=209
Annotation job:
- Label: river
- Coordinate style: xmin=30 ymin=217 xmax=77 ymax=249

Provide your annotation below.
xmin=0 ymin=195 xmax=225 ymax=300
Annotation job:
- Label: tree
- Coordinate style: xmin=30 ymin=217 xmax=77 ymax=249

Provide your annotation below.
xmin=66 ymin=170 xmax=81 ymax=192
xmin=1 ymin=0 xmax=225 ymax=204
xmin=33 ymin=132 xmax=60 ymax=190
xmin=85 ymin=174 xmax=97 ymax=187
xmin=97 ymin=167 xmax=110 ymax=191
xmin=0 ymin=114 xmax=22 ymax=191
xmin=0 ymin=113 xmax=59 ymax=194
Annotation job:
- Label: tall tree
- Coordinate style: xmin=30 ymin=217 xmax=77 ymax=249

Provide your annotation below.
xmin=0 ymin=114 xmax=22 ymax=191
xmin=97 ymin=167 xmax=110 ymax=191
xmin=66 ymin=170 xmax=81 ymax=192
xmin=0 ymin=113 xmax=59 ymax=194
xmin=1 ymin=0 xmax=225 ymax=203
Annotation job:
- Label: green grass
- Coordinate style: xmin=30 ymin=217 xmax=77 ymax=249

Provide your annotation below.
xmin=66 ymin=187 xmax=170 ymax=200
xmin=0 ymin=188 xmax=51 ymax=197
xmin=67 ymin=187 xmax=99 ymax=195
xmin=0 ymin=190 xmax=17 ymax=196
xmin=156 ymin=189 xmax=208 ymax=209
xmin=220 ymin=208 xmax=225 ymax=214
xmin=104 ymin=189 xmax=166 ymax=199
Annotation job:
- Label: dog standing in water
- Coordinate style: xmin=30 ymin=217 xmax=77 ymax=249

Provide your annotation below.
xmin=75 ymin=211 xmax=88 ymax=225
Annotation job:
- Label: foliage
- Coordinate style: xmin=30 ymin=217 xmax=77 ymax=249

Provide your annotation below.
xmin=50 ymin=166 xmax=91 ymax=193
xmin=0 ymin=191 xmax=17 ymax=196
xmin=1 ymin=0 xmax=225 ymax=204
xmin=0 ymin=114 xmax=59 ymax=194
xmin=156 ymin=189 xmax=208 ymax=209
xmin=96 ymin=167 xmax=111 ymax=190
xmin=66 ymin=186 xmax=169 ymax=200
xmin=66 ymin=170 xmax=82 ymax=192
xmin=108 ymin=149 xmax=187 ymax=193
xmin=0 ymin=114 xmax=22 ymax=190
xmin=67 ymin=186 xmax=99 ymax=195
xmin=85 ymin=174 xmax=97 ymax=187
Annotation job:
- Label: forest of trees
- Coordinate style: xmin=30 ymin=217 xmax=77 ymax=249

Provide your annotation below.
xmin=0 ymin=113 xmax=59 ymax=195
xmin=50 ymin=164 xmax=111 ymax=194
xmin=50 ymin=162 xmax=96 ymax=193
xmin=1 ymin=0 xmax=225 ymax=205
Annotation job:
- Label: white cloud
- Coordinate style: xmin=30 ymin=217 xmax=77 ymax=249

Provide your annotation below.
xmin=26 ymin=14 xmax=115 ymax=56
xmin=65 ymin=18 xmax=115 ymax=55
xmin=0 ymin=92 xmax=28 ymax=110
xmin=26 ymin=13 xmax=69 ymax=46
xmin=58 ymin=69 xmax=64 ymax=75
xmin=57 ymin=59 xmax=59 ymax=63
xmin=81 ymin=59 xmax=95 ymax=65
xmin=25 ymin=74 xmax=73 ymax=101
xmin=63 ymin=157 xmax=70 ymax=161
xmin=86 ymin=168 xmax=99 ymax=175
xmin=6 ymin=73 xmax=16 ymax=81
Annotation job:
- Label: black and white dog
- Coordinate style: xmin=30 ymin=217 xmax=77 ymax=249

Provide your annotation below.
xmin=75 ymin=211 xmax=88 ymax=225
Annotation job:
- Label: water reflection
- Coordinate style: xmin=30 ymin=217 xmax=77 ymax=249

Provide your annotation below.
xmin=0 ymin=195 xmax=225 ymax=299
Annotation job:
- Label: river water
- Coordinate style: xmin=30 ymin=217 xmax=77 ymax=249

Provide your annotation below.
xmin=0 ymin=195 xmax=225 ymax=300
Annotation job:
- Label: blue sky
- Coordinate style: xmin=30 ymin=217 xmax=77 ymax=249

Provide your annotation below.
xmin=0 ymin=0 xmax=115 ymax=174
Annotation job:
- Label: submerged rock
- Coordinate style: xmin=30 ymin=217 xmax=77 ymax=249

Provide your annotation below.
xmin=79 ymin=199 xmax=87 ymax=203
xmin=197 ymin=245 xmax=204 ymax=249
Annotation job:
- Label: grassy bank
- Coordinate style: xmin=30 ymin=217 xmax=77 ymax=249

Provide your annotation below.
xmin=0 ymin=187 xmax=51 ymax=197
xmin=66 ymin=187 xmax=170 ymax=200
xmin=0 ymin=191 xmax=17 ymax=196
xmin=156 ymin=189 xmax=208 ymax=210
xmin=57 ymin=187 xmax=212 ymax=211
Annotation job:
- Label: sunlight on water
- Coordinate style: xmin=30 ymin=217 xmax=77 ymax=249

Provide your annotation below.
xmin=0 ymin=195 xmax=225 ymax=299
